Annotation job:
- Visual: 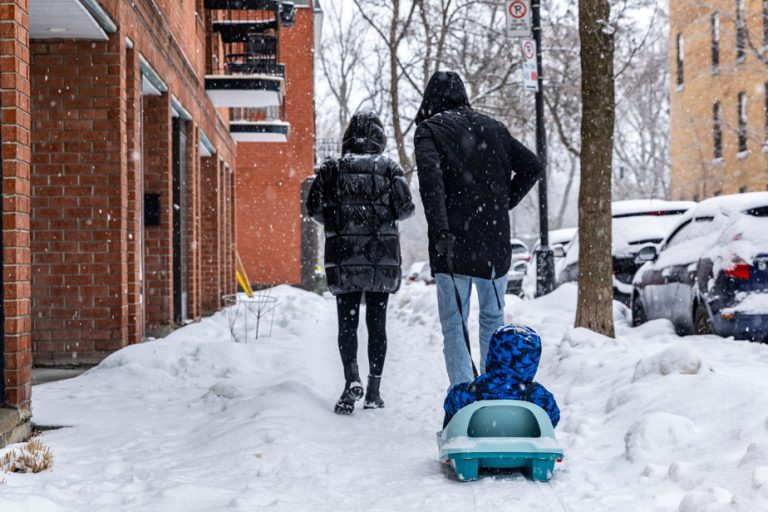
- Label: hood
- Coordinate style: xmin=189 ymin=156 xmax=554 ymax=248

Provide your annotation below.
xmin=342 ymin=110 xmax=386 ymax=155
xmin=415 ymin=71 xmax=470 ymax=125
xmin=484 ymin=324 xmax=542 ymax=382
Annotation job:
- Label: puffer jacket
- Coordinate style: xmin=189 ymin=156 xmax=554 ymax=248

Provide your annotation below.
xmin=414 ymin=71 xmax=543 ymax=279
xmin=307 ymin=111 xmax=415 ymax=295
xmin=443 ymin=323 xmax=560 ymax=428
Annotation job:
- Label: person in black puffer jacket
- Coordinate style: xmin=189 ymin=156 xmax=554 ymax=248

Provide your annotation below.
xmin=307 ymin=110 xmax=415 ymax=415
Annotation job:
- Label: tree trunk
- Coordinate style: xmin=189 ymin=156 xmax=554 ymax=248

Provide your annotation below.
xmin=576 ymin=0 xmax=615 ymax=337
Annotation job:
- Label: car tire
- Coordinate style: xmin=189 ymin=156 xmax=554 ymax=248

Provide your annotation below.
xmin=693 ymin=300 xmax=714 ymax=335
xmin=632 ymin=295 xmax=647 ymax=327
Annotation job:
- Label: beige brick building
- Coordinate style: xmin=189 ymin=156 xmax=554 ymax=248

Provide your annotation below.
xmin=670 ymin=0 xmax=768 ymax=200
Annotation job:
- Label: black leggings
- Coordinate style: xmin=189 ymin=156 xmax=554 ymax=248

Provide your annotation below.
xmin=336 ymin=292 xmax=389 ymax=378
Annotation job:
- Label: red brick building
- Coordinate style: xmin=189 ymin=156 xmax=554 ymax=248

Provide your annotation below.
xmin=235 ymin=1 xmax=320 ymax=288
xmin=2 ymin=0 xmax=304 ymax=446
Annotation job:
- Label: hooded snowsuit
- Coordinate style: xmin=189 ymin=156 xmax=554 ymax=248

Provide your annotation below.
xmin=443 ymin=324 xmax=560 ymax=427
xmin=414 ymin=71 xmax=543 ymax=278
xmin=307 ymin=111 xmax=415 ymax=295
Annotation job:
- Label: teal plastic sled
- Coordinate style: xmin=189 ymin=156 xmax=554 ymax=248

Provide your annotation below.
xmin=437 ymin=400 xmax=564 ymax=482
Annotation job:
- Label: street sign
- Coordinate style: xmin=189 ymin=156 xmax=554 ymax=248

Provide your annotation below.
xmin=521 ymin=38 xmax=539 ymax=92
xmin=505 ymin=0 xmax=532 ymax=38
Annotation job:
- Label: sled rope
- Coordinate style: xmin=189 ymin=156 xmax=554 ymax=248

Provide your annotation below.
xmin=447 ymin=246 xmax=479 ymax=379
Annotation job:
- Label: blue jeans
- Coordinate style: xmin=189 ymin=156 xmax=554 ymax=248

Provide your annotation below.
xmin=435 ymin=273 xmax=507 ymax=387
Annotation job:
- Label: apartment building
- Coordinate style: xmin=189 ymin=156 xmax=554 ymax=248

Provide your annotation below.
xmin=1 ymin=0 xmax=309 ymax=447
xmin=670 ymin=0 xmax=768 ymax=200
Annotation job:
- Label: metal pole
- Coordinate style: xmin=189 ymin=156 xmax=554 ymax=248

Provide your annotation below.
xmin=532 ymin=0 xmax=555 ymax=297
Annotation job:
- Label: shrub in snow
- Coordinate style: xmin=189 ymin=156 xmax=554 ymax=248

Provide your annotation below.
xmin=632 ymin=346 xmax=707 ymax=382
xmin=624 ymin=412 xmax=696 ymax=462
xmin=0 ymin=439 xmax=54 ymax=473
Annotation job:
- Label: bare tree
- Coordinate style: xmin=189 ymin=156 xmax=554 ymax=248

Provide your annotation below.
xmin=352 ymin=0 xmax=421 ymax=176
xmin=576 ymin=0 xmax=616 ymax=337
xmin=318 ymin=2 xmax=368 ymax=137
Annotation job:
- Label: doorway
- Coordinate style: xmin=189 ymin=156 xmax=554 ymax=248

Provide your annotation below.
xmin=172 ymin=118 xmax=190 ymax=324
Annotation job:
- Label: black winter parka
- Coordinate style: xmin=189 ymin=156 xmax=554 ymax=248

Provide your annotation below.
xmin=414 ymin=71 xmax=543 ymax=279
xmin=307 ymin=111 xmax=415 ymax=295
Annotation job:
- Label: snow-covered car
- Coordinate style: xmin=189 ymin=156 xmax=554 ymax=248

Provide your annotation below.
xmin=558 ymin=199 xmax=695 ymax=305
xmin=631 ymin=192 xmax=768 ymax=341
xmin=510 ymin=238 xmax=531 ymax=263
xmin=522 ymin=228 xmax=577 ymax=298
xmin=506 ymin=260 xmax=529 ymax=297
xmin=405 ymin=261 xmax=434 ymax=285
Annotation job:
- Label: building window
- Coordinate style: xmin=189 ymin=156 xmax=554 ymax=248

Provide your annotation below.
xmin=737 ymin=0 xmax=746 ymax=62
xmin=740 ymin=186 xmax=749 ymax=193
xmin=713 ymin=101 xmax=723 ymax=159
xmin=676 ymin=33 xmax=684 ymax=87
xmin=738 ymin=92 xmax=748 ymax=153
xmin=764 ymin=1 xmax=768 ymax=50
xmin=714 ymin=190 xmax=723 ymax=197
xmin=711 ymin=13 xmax=720 ymax=71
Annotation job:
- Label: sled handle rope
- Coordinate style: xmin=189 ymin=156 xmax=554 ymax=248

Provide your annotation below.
xmin=447 ymin=246 xmax=479 ymax=379
xmin=235 ymin=252 xmax=254 ymax=298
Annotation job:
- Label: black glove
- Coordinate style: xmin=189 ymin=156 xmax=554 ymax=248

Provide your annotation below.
xmin=435 ymin=231 xmax=456 ymax=257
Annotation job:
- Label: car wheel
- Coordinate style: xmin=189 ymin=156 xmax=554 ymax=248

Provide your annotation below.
xmin=632 ymin=295 xmax=647 ymax=327
xmin=693 ymin=301 xmax=714 ymax=335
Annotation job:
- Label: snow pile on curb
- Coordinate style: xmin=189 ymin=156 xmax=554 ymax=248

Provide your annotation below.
xmin=0 ymin=283 xmax=767 ymax=511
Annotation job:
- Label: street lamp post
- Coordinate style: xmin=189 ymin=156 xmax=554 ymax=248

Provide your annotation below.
xmin=532 ymin=0 xmax=555 ymax=297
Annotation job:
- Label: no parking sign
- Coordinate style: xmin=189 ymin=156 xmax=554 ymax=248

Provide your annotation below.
xmin=521 ymin=38 xmax=539 ymax=92
xmin=505 ymin=0 xmax=532 ymax=38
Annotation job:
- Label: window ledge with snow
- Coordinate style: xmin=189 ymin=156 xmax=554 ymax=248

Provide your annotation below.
xmin=736 ymin=150 xmax=749 ymax=160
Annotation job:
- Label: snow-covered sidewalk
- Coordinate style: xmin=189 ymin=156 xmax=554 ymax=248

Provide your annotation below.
xmin=2 ymin=283 xmax=768 ymax=511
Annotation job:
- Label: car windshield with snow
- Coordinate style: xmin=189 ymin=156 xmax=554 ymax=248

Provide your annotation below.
xmin=631 ymin=192 xmax=768 ymax=341
xmin=558 ymin=200 xmax=695 ymax=304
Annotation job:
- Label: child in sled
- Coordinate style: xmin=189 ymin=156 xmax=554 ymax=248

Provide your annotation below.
xmin=443 ymin=323 xmax=560 ymax=428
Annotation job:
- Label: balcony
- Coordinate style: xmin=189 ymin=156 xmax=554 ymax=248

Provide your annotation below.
xmin=205 ymin=75 xmax=283 ymax=108
xmin=204 ymin=0 xmax=292 ymax=129
xmin=204 ymin=0 xmax=279 ymax=10
xmin=229 ymin=107 xmax=289 ymax=142
xmin=212 ymin=19 xmax=278 ymax=42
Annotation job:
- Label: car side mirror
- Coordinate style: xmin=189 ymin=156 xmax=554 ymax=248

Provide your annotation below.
xmin=636 ymin=245 xmax=658 ymax=263
xmin=551 ymin=244 xmax=566 ymax=259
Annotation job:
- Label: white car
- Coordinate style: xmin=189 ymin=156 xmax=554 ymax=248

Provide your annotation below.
xmin=522 ymin=228 xmax=577 ymax=298
xmin=558 ymin=199 xmax=695 ymax=304
xmin=404 ymin=261 xmax=434 ymax=285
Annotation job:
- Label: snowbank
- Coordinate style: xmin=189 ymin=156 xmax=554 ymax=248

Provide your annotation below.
xmin=1 ymin=283 xmax=767 ymax=511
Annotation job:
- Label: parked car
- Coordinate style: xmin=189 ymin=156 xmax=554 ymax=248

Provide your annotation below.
xmin=631 ymin=192 xmax=768 ymax=341
xmin=511 ymin=238 xmax=531 ymax=263
xmin=405 ymin=261 xmax=435 ymax=285
xmin=559 ymin=200 xmax=695 ymax=305
xmin=506 ymin=260 xmax=529 ymax=297
xmin=522 ymin=228 xmax=577 ymax=298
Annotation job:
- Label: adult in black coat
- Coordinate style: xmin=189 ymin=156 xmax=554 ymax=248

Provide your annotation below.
xmin=307 ymin=110 xmax=415 ymax=414
xmin=414 ymin=71 xmax=543 ymax=279
xmin=414 ymin=71 xmax=543 ymax=386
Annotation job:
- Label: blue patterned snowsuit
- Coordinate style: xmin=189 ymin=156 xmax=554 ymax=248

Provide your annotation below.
xmin=443 ymin=324 xmax=560 ymax=427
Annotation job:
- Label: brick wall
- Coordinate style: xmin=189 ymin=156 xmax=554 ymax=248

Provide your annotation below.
xmin=236 ymin=5 xmax=316 ymax=286
xmin=670 ymin=0 xmax=768 ymax=199
xmin=201 ymin=156 xmax=221 ymax=313
xmin=125 ymin=48 xmax=143 ymax=344
xmin=143 ymin=94 xmax=174 ymax=331
xmin=1 ymin=0 xmax=32 ymax=413
xmin=30 ymin=37 xmax=130 ymax=366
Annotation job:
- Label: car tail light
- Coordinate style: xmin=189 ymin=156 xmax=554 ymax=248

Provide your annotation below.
xmin=724 ymin=263 xmax=750 ymax=280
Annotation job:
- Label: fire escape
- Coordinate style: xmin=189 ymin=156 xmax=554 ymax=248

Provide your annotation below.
xmin=204 ymin=0 xmax=295 ymax=142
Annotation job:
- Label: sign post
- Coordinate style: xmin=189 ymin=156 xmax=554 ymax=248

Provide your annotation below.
xmin=531 ymin=1 xmax=554 ymax=297
xmin=505 ymin=0 xmax=531 ymax=38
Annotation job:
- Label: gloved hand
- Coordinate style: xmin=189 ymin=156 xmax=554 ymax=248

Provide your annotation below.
xmin=435 ymin=231 xmax=456 ymax=257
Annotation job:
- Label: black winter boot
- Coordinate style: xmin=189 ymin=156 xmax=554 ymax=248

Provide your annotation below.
xmin=334 ymin=363 xmax=364 ymax=415
xmin=363 ymin=375 xmax=385 ymax=409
